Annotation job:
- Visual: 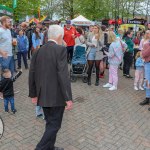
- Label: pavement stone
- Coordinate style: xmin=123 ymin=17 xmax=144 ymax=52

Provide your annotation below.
xmin=0 ymin=68 xmax=150 ymax=150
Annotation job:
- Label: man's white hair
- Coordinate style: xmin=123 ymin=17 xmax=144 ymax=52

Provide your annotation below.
xmin=48 ymin=25 xmax=64 ymax=39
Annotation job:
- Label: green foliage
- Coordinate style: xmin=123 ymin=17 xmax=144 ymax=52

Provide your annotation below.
xmin=0 ymin=0 xmax=149 ymax=21
xmin=0 ymin=0 xmax=40 ymax=21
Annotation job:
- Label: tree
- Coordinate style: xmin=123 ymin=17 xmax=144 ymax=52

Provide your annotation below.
xmin=0 ymin=0 xmax=40 ymax=21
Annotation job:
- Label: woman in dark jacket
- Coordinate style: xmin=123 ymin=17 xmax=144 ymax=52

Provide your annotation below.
xmin=123 ymin=31 xmax=134 ymax=78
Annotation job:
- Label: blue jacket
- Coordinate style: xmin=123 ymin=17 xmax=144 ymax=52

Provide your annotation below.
xmin=32 ymin=33 xmax=44 ymax=49
xmin=136 ymin=57 xmax=144 ymax=67
xmin=17 ymin=35 xmax=29 ymax=52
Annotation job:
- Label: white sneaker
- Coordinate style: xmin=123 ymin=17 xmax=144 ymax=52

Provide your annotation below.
xmin=134 ymin=86 xmax=139 ymax=91
xmin=139 ymin=86 xmax=144 ymax=91
xmin=109 ymin=86 xmax=117 ymax=91
xmin=103 ymin=83 xmax=112 ymax=88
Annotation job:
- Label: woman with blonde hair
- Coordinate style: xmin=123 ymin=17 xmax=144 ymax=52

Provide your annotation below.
xmin=139 ymin=30 xmax=150 ymax=51
xmin=103 ymin=31 xmax=124 ymax=91
xmin=86 ymin=25 xmax=105 ymax=86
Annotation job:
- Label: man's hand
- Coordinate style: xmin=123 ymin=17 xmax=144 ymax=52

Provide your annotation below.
xmin=0 ymin=50 xmax=8 ymax=58
xmin=65 ymin=100 xmax=73 ymax=110
xmin=31 ymin=97 xmax=38 ymax=104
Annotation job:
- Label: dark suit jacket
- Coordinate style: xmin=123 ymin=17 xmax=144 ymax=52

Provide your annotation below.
xmin=29 ymin=41 xmax=72 ymax=107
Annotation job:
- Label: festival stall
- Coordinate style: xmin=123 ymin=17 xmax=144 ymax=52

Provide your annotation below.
xmin=120 ymin=18 xmax=146 ymax=31
xmin=0 ymin=5 xmax=13 ymax=17
xmin=71 ymin=15 xmax=93 ymax=26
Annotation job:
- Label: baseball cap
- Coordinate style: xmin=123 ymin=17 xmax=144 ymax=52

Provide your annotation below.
xmin=66 ymin=20 xmax=71 ymax=24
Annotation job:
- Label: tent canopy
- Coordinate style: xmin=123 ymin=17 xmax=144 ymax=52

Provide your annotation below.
xmin=0 ymin=5 xmax=13 ymax=17
xmin=71 ymin=15 xmax=93 ymax=26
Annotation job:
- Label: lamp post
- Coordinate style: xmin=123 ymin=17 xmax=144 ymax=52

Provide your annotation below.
xmin=114 ymin=0 xmax=117 ymax=31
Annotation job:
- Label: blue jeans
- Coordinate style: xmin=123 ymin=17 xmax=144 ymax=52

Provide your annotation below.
xmin=1 ymin=56 xmax=14 ymax=76
xmin=144 ymin=62 xmax=150 ymax=98
xmin=87 ymin=47 xmax=97 ymax=60
xmin=4 ymin=97 xmax=15 ymax=112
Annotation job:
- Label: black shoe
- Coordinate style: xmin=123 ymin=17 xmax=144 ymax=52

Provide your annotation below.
xmin=54 ymin=147 xmax=64 ymax=150
xmin=25 ymin=66 xmax=29 ymax=69
xmin=17 ymin=67 xmax=21 ymax=69
xmin=5 ymin=109 xmax=9 ymax=113
xmin=87 ymin=77 xmax=91 ymax=85
xmin=87 ymin=80 xmax=91 ymax=85
xmin=123 ymin=74 xmax=126 ymax=76
xmin=95 ymin=80 xmax=99 ymax=86
xmin=139 ymin=98 xmax=150 ymax=106
xmin=12 ymin=109 xmax=17 ymax=114
xmin=36 ymin=114 xmax=43 ymax=117
xmin=148 ymin=108 xmax=150 ymax=111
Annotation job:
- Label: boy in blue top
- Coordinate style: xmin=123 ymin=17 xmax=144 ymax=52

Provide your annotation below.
xmin=17 ymin=29 xmax=29 ymax=69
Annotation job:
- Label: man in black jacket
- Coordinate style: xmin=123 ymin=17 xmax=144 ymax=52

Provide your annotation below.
xmin=29 ymin=25 xmax=73 ymax=150
xmin=26 ymin=23 xmax=34 ymax=59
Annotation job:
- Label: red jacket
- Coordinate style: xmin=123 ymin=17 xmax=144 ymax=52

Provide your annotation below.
xmin=133 ymin=37 xmax=140 ymax=45
xmin=64 ymin=26 xmax=77 ymax=47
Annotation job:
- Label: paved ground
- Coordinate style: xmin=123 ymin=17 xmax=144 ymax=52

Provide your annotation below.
xmin=0 ymin=67 xmax=150 ymax=150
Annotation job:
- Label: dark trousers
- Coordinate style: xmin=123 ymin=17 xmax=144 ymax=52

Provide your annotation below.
xmin=67 ymin=46 xmax=74 ymax=63
xmin=28 ymin=43 xmax=32 ymax=59
xmin=123 ymin=52 xmax=133 ymax=75
xmin=35 ymin=107 xmax=65 ymax=150
xmin=17 ymin=51 xmax=28 ymax=68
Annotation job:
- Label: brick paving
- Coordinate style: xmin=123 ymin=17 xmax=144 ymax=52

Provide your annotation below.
xmin=0 ymin=68 xmax=150 ymax=150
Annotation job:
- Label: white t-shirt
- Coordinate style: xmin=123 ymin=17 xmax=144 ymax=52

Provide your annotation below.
xmin=92 ymin=36 xmax=98 ymax=47
xmin=0 ymin=27 xmax=12 ymax=57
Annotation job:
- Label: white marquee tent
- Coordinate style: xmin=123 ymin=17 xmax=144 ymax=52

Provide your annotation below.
xmin=71 ymin=15 xmax=93 ymax=26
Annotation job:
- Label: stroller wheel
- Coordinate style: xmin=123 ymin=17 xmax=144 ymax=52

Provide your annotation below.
xmin=70 ymin=76 xmax=77 ymax=82
xmin=82 ymin=77 xmax=88 ymax=83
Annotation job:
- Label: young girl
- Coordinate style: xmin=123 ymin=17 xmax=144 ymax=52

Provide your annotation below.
xmin=103 ymin=31 xmax=125 ymax=91
xmin=134 ymin=51 xmax=144 ymax=91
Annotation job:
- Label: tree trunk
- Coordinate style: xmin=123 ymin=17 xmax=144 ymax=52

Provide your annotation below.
xmin=70 ymin=0 xmax=74 ymax=19
xmin=133 ymin=0 xmax=136 ymax=18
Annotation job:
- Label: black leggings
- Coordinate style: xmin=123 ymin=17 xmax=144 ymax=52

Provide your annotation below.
xmin=87 ymin=60 xmax=101 ymax=80
xmin=123 ymin=52 xmax=133 ymax=75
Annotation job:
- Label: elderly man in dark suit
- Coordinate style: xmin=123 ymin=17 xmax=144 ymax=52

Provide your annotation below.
xmin=29 ymin=25 xmax=73 ymax=150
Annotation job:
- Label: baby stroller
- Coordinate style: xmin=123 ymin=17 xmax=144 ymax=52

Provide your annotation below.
xmin=70 ymin=45 xmax=88 ymax=83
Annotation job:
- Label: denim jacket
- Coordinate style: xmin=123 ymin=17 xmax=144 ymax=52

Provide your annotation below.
xmin=135 ymin=57 xmax=144 ymax=67
xmin=32 ymin=33 xmax=44 ymax=49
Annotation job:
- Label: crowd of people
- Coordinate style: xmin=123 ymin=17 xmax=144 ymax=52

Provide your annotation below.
xmin=0 ymin=15 xmax=150 ymax=150
xmin=0 ymin=16 xmax=150 ymax=113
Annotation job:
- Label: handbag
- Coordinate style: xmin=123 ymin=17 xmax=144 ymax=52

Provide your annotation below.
xmin=95 ymin=40 xmax=104 ymax=60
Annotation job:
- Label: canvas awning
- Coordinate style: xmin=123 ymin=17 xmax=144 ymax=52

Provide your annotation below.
xmin=71 ymin=15 xmax=93 ymax=26
xmin=0 ymin=5 xmax=13 ymax=17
